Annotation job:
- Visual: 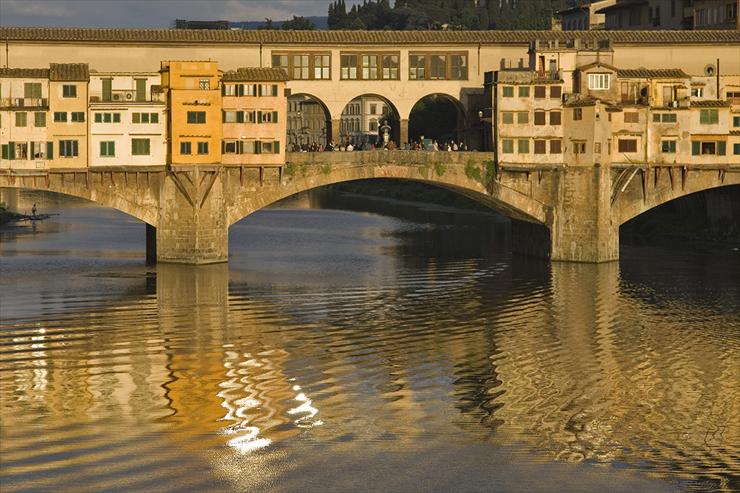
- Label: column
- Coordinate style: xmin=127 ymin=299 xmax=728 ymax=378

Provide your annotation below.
xmin=399 ymin=118 xmax=409 ymax=145
xmin=330 ymin=118 xmax=341 ymax=145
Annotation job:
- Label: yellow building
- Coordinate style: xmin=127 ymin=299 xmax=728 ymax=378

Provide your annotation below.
xmin=160 ymin=61 xmax=221 ymax=165
xmin=220 ymin=67 xmax=287 ymax=165
xmin=48 ymin=63 xmax=89 ymax=168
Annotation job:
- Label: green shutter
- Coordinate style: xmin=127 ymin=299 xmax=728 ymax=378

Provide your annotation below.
xmin=95 ymin=113 xmax=102 ymax=123
xmin=718 ymin=141 xmax=726 ymax=155
xmin=274 ymin=141 xmax=280 ymax=154
xmin=47 ymin=142 xmax=53 ymax=159
xmin=113 ymin=113 xmax=120 ymax=123
xmin=150 ymin=113 xmax=158 ymax=124
xmin=102 ymin=78 xmax=112 ymax=101
xmin=136 ymin=79 xmax=146 ymax=102
xmin=692 ymin=141 xmax=700 ymax=155
xmin=1 ymin=144 xmax=7 ymax=160
xmin=257 ymin=111 xmax=262 ymax=123
xmin=272 ymin=111 xmax=278 ymax=123
xmin=236 ymin=111 xmax=244 ymax=123
xmin=221 ymin=84 xmax=226 ymax=96
xmin=272 ymin=85 xmax=278 ymax=96
xmin=133 ymin=113 xmax=140 ymax=124
xmin=255 ymin=141 xmax=261 ymax=154
xmin=100 ymin=141 xmax=105 ymax=156
xmin=221 ymin=140 xmax=225 ymax=153
xmin=7 ymin=142 xmax=14 ymax=160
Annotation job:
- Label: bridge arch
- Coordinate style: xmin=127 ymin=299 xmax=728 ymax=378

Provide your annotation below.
xmin=407 ymin=93 xmax=467 ymax=147
xmin=287 ymin=93 xmax=332 ymax=148
xmin=339 ymin=93 xmax=401 ymax=147
xmin=0 ymin=174 xmax=159 ymax=226
xmin=225 ymin=152 xmax=549 ymax=228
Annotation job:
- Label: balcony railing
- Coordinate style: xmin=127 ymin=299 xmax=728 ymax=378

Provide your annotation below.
xmin=534 ymin=70 xmax=563 ymax=81
xmin=90 ymin=88 xmax=164 ymax=104
xmin=0 ymin=97 xmax=49 ymax=109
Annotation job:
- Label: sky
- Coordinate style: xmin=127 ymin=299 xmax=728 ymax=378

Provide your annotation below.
xmin=0 ymin=0 xmax=368 ymax=28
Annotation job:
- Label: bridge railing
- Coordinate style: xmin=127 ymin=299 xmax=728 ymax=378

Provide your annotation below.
xmin=285 ymin=150 xmax=492 ymax=167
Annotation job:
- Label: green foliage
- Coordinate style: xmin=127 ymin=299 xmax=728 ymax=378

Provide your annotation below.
xmin=320 ymin=163 xmax=332 ymax=175
xmin=434 ymin=160 xmax=446 ymax=177
xmin=464 ymin=159 xmax=481 ymax=182
xmin=327 ymin=0 xmax=570 ymax=30
xmin=280 ymin=16 xmax=316 ymax=30
xmin=483 ymin=160 xmax=497 ymax=188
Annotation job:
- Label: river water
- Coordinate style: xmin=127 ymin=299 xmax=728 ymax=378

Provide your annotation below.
xmin=1 ymin=189 xmax=738 ymax=493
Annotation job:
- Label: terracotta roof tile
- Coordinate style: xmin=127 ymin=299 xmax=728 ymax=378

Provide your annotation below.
xmin=691 ymin=100 xmax=730 ymax=107
xmin=1 ymin=27 xmax=738 ymax=46
xmin=0 ymin=67 xmax=49 ymax=78
xmin=222 ymin=67 xmax=288 ymax=81
xmin=617 ymin=68 xmax=689 ymax=79
xmin=49 ymin=63 xmax=89 ymax=81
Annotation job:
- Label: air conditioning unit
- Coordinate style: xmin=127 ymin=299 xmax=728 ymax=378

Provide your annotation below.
xmin=669 ymin=100 xmax=678 ymax=108
xmin=112 ymin=90 xmax=136 ymax=101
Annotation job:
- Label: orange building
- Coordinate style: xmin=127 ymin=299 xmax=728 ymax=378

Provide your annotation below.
xmin=220 ymin=68 xmax=287 ymax=165
xmin=160 ymin=61 xmax=221 ymax=165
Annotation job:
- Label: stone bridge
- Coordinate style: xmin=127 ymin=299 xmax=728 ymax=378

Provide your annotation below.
xmin=1 ymin=151 xmax=738 ymax=264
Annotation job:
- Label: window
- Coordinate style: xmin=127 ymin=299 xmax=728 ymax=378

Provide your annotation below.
xmin=624 ymin=112 xmax=639 ymax=123
xmin=71 ymin=112 xmax=85 ymax=122
xmin=534 ymin=140 xmax=546 ymax=154
xmin=12 ymin=142 xmax=28 ymax=160
xmin=573 ymin=141 xmax=587 ymax=154
xmin=594 ymin=142 xmax=601 ymax=154
xmin=618 ymin=139 xmax=638 ymax=153
xmin=293 ymin=54 xmax=310 ymax=80
xmin=187 ymin=111 xmax=206 ymax=124
xmin=382 ymin=55 xmax=399 ymax=80
xmin=197 ymin=142 xmax=209 ymax=155
xmin=199 ymin=79 xmax=210 ymax=90
xmin=661 ymin=140 xmax=676 ymax=153
xmin=450 ymin=54 xmax=467 ymax=80
xmin=588 ymin=73 xmax=610 ymax=90
xmin=259 ymin=111 xmax=279 ymax=123
xmin=534 ymin=86 xmax=546 ymax=99
xmin=534 ymin=111 xmax=546 ymax=125
xmin=59 ymin=140 xmax=78 ymax=157
xmin=272 ymin=54 xmax=288 ymax=74
xmin=573 ymin=108 xmax=583 ymax=121
xmin=53 ymin=112 xmax=67 ymax=122
xmin=224 ymin=84 xmax=237 ymax=96
xmin=517 ymin=139 xmax=529 ymax=154
xmin=15 ymin=112 xmax=27 ymax=127
xmin=62 ymin=84 xmax=77 ymax=98
xmin=502 ymin=86 xmax=514 ymax=98
xmin=550 ymin=139 xmax=562 ymax=154
xmin=430 ymin=55 xmax=446 ymax=80
xmin=224 ymin=141 xmax=237 ymax=154
xmin=550 ymin=86 xmax=562 ymax=99
xmin=223 ymin=111 xmax=237 ymax=123
xmin=502 ymin=112 xmax=514 ymax=124
xmin=517 ymin=112 xmax=529 ymax=124
xmin=34 ymin=112 xmax=46 ymax=127
xmin=131 ymin=138 xmax=150 ymax=156
xmin=341 ymin=54 xmax=358 ymax=79
xmin=362 ymin=55 xmax=378 ymax=80
xmin=24 ymin=82 xmax=42 ymax=99
xmin=180 ymin=142 xmax=192 ymax=155
xmin=100 ymin=141 xmax=115 ymax=157
xmin=692 ymin=141 xmax=725 ymax=155
xmin=369 ymin=120 xmax=378 ymax=131
xmin=699 ymin=109 xmax=719 ymax=124
xmin=502 ymin=139 xmax=514 ymax=154
xmin=31 ymin=142 xmax=47 ymax=159
xmin=734 ymin=143 xmax=740 ymax=155
xmin=409 ymin=55 xmax=426 ymax=80
xmin=518 ymin=86 xmax=530 ymax=98
xmin=550 ymin=111 xmax=562 ymax=125
xmin=653 ymin=112 xmax=677 ymax=123
xmin=733 ymin=116 xmax=740 ymax=127
xmin=691 ymin=87 xmax=704 ymax=98
xmin=314 ymin=55 xmax=330 ymax=79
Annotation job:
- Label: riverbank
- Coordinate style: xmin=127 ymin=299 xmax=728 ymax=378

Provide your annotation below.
xmin=0 ymin=204 xmax=24 ymax=226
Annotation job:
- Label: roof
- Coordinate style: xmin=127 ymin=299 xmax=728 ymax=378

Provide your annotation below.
xmin=222 ymin=67 xmax=288 ymax=82
xmin=0 ymin=67 xmax=49 ymax=78
xmin=578 ymin=61 xmax=619 ymax=72
xmin=49 ymin=63 xmax=89 ymax=81
xmin=730 ymin=130 xmax=740 ymax=136
xmin=617 ymin=68 xmax=689 ymax=79
xmin=691 ymin=100 xmax=730 ymax=107
xmin=1 ymin=27 xmax=738 ymax=46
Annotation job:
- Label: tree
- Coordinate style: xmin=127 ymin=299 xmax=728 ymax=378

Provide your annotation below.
xmin=281 ymin=16 xmax=316 ymax=30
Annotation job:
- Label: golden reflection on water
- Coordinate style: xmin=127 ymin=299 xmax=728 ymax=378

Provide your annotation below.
xmin=1 ymin=261 xmax=738 ymax=492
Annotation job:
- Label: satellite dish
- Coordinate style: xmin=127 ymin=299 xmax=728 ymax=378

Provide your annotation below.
xmin=704 ymin=64 xmax=716 ymax=76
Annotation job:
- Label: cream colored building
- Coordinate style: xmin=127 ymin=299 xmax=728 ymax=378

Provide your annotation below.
xmin=492 ymin=38 xmax=739 ymax=170
xmin=221 ymin=67 xmax=287 ymax=165
xmin=89 ymin=72 xmax=166 ymax=166
xmin=339 ymin=95 xmax=392 ymax=146
xmin=161 ymin=60 xmax=221 ymax=165
xmin=0 ymin=68 xmax=50 ymax=169
xmin=693 ymin=0 xmax=740 ymax=29
xmin=48 ymin=63 xmax=89 ymax=168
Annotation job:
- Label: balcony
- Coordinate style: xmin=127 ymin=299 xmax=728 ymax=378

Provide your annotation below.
xmin=90 ymin=88 xmax=164 ymax=104
xmin=534 ymin=70 xmax=563 ymax=82
xmin=0 ymin=97 xmax=49 ymax=109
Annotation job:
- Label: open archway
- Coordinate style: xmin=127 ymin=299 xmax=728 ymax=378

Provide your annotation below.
xmin=287 ymin=93 xmax=332 ymax=150
xmin=338 ymin=94 xmax=400 ymax=148
xmin=408 ymin=94 xmax=466 ymax=149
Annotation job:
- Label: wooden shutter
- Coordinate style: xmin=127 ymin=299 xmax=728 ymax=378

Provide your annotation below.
xmin=7 ymin=142 xmax=14 ymax=160
xmin=274 ymin=141 xmax=280 ymax=154
xmin=237 ymin=111 xmax=244 ymax=123
xmin=100 ymin=141 xmax=106 ymax=156
xmin=718 ymin=141 xmax=726 ymax=155
xmin=47 ymin=142 xmax=53 ymax=159
xmin=255 ymin=141 xmax=261 ymax=154
xmin=1 ymin=145 xmax=7 ymax=160
xmin=272 ymin=111 xmax=278 ymax=123
xmin=691 ymin=141 xmax=700 ymax=155
xmin=271 ymin=85 xmax=278 ymax=96
xmin=257 ymin=111 xmax=263 ymax=123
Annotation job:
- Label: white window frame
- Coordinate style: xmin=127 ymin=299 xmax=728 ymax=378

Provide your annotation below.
xmin=588 ymin=73 xmax=611 ymax=90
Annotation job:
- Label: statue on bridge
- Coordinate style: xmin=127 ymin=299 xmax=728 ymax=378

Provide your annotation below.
xmin=380 ymin=120 xmax=391 ymax=147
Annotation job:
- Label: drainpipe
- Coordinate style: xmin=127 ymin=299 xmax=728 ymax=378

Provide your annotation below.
xmin=716 ymin=58 xmax=720 ymax=99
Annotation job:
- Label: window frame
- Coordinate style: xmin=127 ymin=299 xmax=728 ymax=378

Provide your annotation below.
xmin=131 ymin=138 xmax=151 ymax=156
xmin=408 ymin=51 xmax=469 ymax=81
xmin=272 ymin=51 xmax=332 ymax=80
xmin=187 ymin=111 xmax=207 ymax=124
xmin=588 ymin=73 xmax=611 ymax=90
xmin=62 ymin=84 xmax=77 ymax=98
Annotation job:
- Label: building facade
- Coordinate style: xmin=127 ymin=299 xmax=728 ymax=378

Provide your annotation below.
xmin=161 ymin=60 xmax=222 ymax=165
xmin=598 ymin=0 xmax=693 ymax=29
xmin=491 ymin=39 xmax=740 ymax=172
xmin=48 ymin=63 xmax=90 ymax=169
xmin=556 ymin=0 xmax=616 ymax=30
xmin=693 ymin=0 xmax=740 ymax=29
xmin=221 ymin=67 xmax=287 ymax=165
xmin=89 ymin=72 xmax=166 ymax=166
xmin=0 ymin=68 xmax=50 ymax=169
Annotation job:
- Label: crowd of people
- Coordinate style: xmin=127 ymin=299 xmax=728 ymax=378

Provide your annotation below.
xmin=290 ymin=139 xmax=471 ymax=152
